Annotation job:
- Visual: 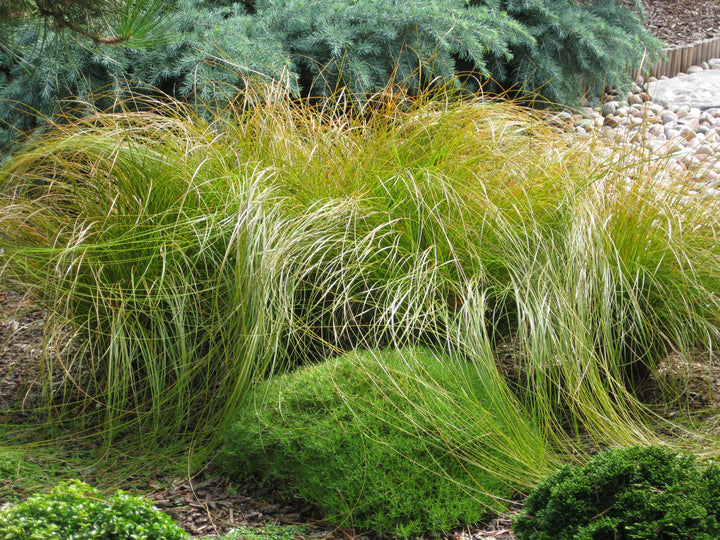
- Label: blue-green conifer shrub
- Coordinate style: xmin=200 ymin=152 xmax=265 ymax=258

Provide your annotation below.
xmin=0 ymin=0 xmax=662 ymax=149
xmin=469 ymin=0 xmax=663 ymax=105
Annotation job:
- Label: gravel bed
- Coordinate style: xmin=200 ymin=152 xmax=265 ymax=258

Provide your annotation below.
xmin=551 ymin=61 xmax=720 ymax=195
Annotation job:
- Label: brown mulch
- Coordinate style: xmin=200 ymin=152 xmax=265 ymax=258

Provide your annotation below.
xmin=642 ymin=0 xmax=720 ymax=48
xmin=140 ymin=472 xmax=523 ymax=540
xmin=143 ymin=474 xmax=326 ymax=539
xmin=0 ymin=290 xmax=41 ymax=412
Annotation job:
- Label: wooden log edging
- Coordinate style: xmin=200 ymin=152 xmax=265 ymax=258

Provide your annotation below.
xmin=646 ymin=37 xmax=720 ymax=78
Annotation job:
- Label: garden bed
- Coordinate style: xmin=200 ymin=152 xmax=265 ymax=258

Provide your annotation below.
xmin=643 ymin=0 xmax=720 ymax=48
xmin=1 ymin=3 xmax=720 ymax=539
xmin=4 ymin=280 xmax=720 ymax=539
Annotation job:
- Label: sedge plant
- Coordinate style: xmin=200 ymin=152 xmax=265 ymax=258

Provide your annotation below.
xmin=0 ymin=82 xmax=719 ymax=495
xmin=237 ymin=85 xmax=720 ymax=451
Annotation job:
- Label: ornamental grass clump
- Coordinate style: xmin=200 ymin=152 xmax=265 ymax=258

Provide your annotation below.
xmin=1 ymin=85 xmax=720 ymax=480
xmin=220 ymin=346 xmax=546 ymax=537
xmin=0 ymin=108 xmax=289 ymax=449
xmin=513 ymin=445 xmax=720 ymax=540
xmin=252 ymin=87 xmax=720 ymax=450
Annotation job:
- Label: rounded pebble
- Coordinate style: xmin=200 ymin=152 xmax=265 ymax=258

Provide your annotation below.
xmin=648 ymin=124 xmax=664 ymax=137
xmin=676 ymin=105 xmax=691 ymax=118
xmin=601 ymin=102 xmax=617 ymax=116
xmin=680 ymin=126 xmax=696 ymax=139
xmin=603 ymin=116 xmax=620 ymax=128
xmin=696 ymin=144 xmax=714 ymax=155
xmin=574 ymin=119 xmax=594 ymax=130
xmin=661 ymin=111 xmax=678 ymax=124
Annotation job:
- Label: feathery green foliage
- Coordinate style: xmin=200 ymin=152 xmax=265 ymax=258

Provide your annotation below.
xmin=220 ymin=347 xmax=543 ymax=537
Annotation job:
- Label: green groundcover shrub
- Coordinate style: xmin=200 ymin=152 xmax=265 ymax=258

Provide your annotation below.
xmin=219 ymin=347 xmax=526 ymax=537
xmin=0 ymin=480 xmax=189 ymax=539
xmin=513 ymin=446 xmax=720 ymax=540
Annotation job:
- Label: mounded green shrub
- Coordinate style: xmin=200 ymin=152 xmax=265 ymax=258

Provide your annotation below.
xmin=0 ymin=480 xmax=189 ymax=539
xmin=219 ymin=347 xmax=541 ymax=537
xmin=513 ymin=446 xmax=720 ymax=540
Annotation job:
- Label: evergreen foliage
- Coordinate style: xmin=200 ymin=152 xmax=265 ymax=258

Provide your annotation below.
xmin=0 ymin=0 xmax=291 ymax=147
xmin=0 ymin=25 xmax=124 ymax=147
xmin=253 ymin=0 xmax=528 ymax=98
xmin=514 ymin=446 xmax=720 ymax=540
xmin=0 ymin=0 xmax=169 ymax=47
xmin=220 ymin=347 xmax=519 ymax=537
xmin=0 ymin=0 xmax=109 ymax=26
xmin=471 ymin=0 xmax=663 ymax=104
xmin=0 ymin=0 xmax=660 ymax=147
